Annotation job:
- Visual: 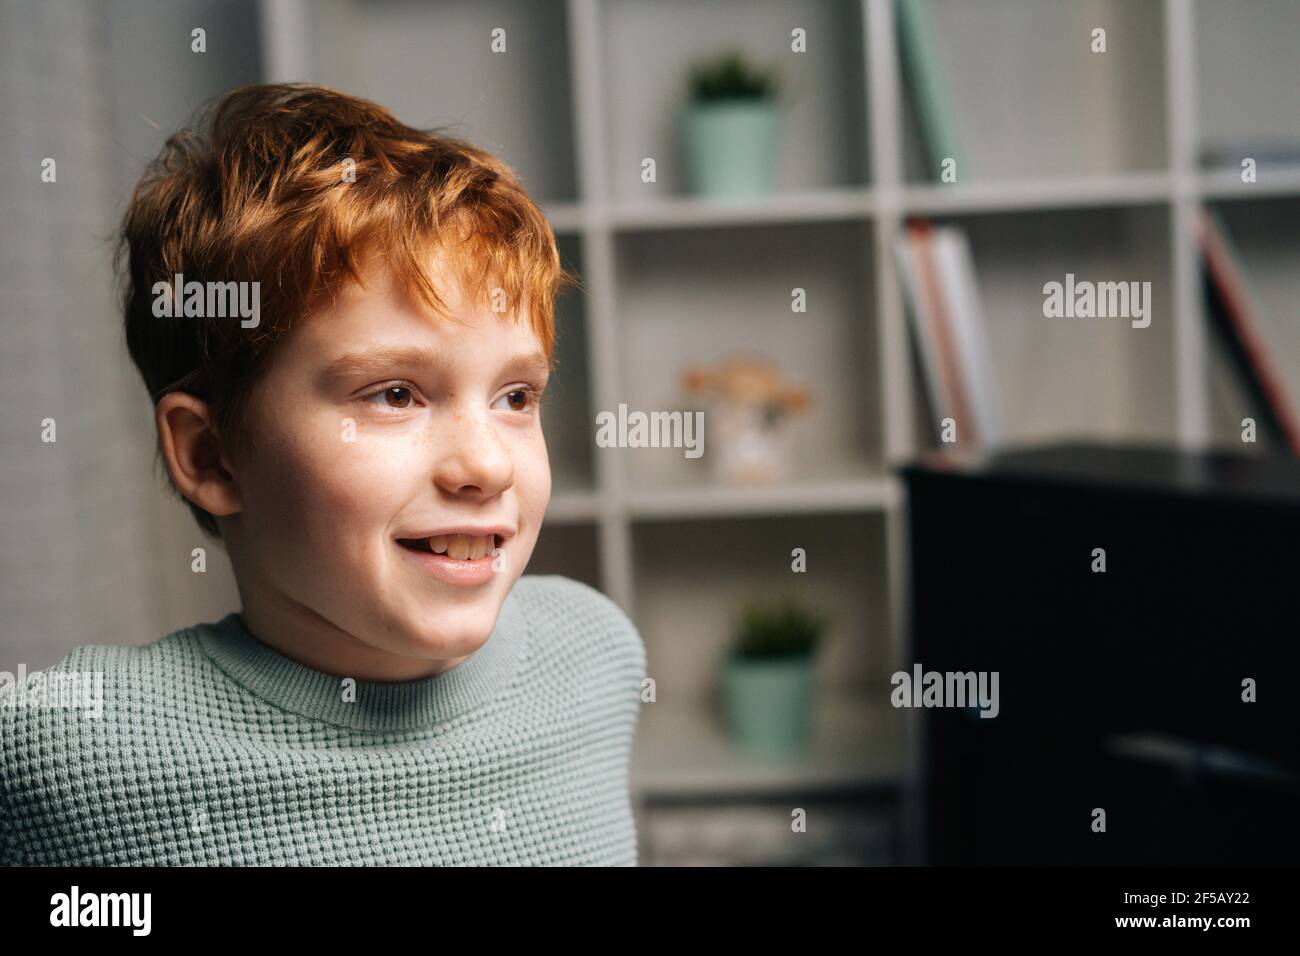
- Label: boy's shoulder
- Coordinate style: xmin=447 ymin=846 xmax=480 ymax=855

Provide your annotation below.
xmin=0 ymin=631 xmax=187 ymax=706
xmin=508 ymin=573 xmax=646 ymax=678
xmin=0 ymin=627 xmax=204 ymax=759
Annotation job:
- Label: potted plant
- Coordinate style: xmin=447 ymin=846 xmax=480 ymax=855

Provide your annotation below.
xmin=681 ymin=49 xmax=783 ymax=199
xmin=723 ymin=593 xmax=826 ymax=755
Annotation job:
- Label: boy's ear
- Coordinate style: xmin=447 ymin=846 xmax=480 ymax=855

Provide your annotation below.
xmin=155 ymin=392 xmax=242 ymax=519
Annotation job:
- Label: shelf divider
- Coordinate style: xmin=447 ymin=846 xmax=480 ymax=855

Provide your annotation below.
xmin=867 ymin=0 xmax=924 ymax=866
xmin=567 ymin=0 xmax=635 ymax=615
xmin=1166 ymin=0 xmax=1209 ymax=450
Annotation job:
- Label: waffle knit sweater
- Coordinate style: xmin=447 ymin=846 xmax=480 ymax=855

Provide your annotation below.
xmin=0 ymin=575 xmax=646 ymax=866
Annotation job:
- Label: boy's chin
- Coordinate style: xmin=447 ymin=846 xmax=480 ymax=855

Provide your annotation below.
xmin=395 ymin=605 xmax=500 ymax=658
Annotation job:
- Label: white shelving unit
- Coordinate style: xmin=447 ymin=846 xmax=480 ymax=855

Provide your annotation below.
xmin=258 ymin=0 xmax=1300 ymax=862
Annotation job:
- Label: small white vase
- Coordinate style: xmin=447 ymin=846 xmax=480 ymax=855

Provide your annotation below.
xmin=710 ymin=404 xmax=793 ymax=485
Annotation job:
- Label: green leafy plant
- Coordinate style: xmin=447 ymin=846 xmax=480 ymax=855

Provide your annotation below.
xmin=733 ymin=593 xmax=826 ymax=660
xmin=688 ymin=49 xmax=781 ymax=102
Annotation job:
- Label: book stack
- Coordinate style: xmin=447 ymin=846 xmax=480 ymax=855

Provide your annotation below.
xmin=894 ymin=220 xmax=1004 ymax=452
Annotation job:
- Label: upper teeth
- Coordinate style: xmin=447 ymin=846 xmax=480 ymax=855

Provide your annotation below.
xmin=430 ymin=534 xmax=494 ymax=560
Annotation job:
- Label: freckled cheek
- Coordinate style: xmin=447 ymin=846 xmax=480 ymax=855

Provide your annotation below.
xmin=242 ymin=416 xmax=417 ymax=553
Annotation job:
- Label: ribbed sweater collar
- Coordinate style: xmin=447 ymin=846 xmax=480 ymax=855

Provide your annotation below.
xmin=194 ymin=590 xmax=528 ymax=733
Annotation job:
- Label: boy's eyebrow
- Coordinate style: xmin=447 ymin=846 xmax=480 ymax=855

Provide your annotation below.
xmin=321 ymin=345 xmax=552 ymax=386
xmin=501 ymin=349 xmax=553 ymax=382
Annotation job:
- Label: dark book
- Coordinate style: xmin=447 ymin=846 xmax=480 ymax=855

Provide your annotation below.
xmin=1198 ymin=209 xmax=1300 ymax=455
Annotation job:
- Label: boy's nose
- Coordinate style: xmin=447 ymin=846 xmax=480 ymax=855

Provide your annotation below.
xmin=431 ymin=409 xmax=513 ymax=496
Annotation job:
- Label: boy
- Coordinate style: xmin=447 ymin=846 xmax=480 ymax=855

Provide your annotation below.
xmin=0 ymin=84 xmax=646 ymax=866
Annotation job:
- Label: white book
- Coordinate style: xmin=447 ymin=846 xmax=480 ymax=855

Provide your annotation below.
xmin=894 ymin=223 xmax=1004 ymax=451
xmin=893 ymin=229 xmax=953 ymax=438
xmin=931 ymin=227 xmax=1005 ymax=450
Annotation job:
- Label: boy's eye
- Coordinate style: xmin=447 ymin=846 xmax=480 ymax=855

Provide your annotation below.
xmin=365 ymin=385 xmax=415 ymax=409
xmin=495 ymin=387 xmax=541 ymax=414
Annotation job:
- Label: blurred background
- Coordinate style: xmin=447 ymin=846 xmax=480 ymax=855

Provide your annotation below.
xmin=2 ymin=0 xmax=1298 ymax=865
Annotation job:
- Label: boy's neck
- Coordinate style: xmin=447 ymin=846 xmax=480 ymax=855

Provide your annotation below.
xmin=236 ymin=593 xmax=472 ymax=683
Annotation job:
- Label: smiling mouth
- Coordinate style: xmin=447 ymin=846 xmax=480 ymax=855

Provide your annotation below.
xmin=396 ymin=533 xmax=501 ymax=560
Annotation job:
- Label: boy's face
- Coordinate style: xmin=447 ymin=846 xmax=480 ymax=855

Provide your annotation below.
xmin=221 ymin=256 xmax=551 ymax=676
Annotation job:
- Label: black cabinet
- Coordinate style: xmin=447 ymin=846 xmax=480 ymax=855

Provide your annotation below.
xmin=902 ymin=443 xmax=1300 ymax=865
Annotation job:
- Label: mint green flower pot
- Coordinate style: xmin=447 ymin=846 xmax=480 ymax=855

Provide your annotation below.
xmin=723 ymin=652 xmax=814 ymax=755
xmin=682 ymin=99 xmax=779 ymax=199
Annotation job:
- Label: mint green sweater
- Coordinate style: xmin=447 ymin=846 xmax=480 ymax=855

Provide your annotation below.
xmin=0 ymin=575 xmax=646 ymax=866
